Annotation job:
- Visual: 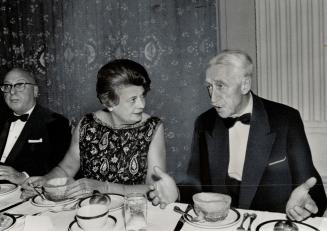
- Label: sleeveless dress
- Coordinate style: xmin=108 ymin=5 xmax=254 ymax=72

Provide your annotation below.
xmin=79 ymin=113 xmax=161 ymax=184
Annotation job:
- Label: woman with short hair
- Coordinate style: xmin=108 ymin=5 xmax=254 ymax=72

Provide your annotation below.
xmin=23 ymin=59 xmax=166 ymax=197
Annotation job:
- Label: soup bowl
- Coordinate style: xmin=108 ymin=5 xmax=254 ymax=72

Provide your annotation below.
xmin=43 ymin=177 xmax=73 ymax=202
xmin=192 ymin=192 xmax=231 ymax=222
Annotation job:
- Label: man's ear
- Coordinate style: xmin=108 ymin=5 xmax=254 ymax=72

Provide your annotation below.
xmin=33 ymin=85 xmax=39 ymax=97
xmin=241 ymin=77 xmax=251 ymax=94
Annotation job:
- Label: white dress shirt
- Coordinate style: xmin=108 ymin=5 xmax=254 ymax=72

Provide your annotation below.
xmin=228 ymin=94 xmax=253 ymax=181
xmin=1 ymin=106 xmax=35 ymax=163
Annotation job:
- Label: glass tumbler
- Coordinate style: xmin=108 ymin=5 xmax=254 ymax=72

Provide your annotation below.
xmin=124 ymin=193 xmax=147 ymax=231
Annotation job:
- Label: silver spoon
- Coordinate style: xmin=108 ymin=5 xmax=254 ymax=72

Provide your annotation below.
xmin=274 ymin=220 xmax=299 ymax=231
xmin=247 ymin=213 xmax=257 ymax=231
xmin=237 ymin=213 xmax=250 ymax=231
xmin=173 ymin=205 xmax=205 ymax=223
xmin=173 ymin=205 xmax=194 ymax=220
xmin=28 ymin=182 xmax=46 ymax=200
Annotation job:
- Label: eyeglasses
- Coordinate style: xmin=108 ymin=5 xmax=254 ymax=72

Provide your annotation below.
xmin=0 ymin=82 xmax=36 ymax=93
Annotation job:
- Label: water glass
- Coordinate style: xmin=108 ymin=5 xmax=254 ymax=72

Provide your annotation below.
xmin=124 ymin=193 xmax=147 ymax=231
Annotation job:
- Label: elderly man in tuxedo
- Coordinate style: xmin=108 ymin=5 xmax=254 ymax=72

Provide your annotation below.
xmin=0 ymin=68 xmax=71 ymax=185
xmin=149 ymin=50 xmax=327 ymax=221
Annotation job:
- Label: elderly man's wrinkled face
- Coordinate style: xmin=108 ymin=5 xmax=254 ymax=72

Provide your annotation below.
xmin=3 ymin=70 xmax=38 ymax=115
xmin=205 ymin=64 xmax=250 ymax=118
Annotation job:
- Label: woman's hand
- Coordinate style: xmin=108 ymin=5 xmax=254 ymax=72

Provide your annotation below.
xmin=20 ymin=176 xmax=47 ymax=199
xmin=65 ymin=178 xmax=109 ymax=198
xmin=148 ymin=166 xmax=179 ymax=209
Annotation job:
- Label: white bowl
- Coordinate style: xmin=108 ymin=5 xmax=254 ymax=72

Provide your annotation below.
xmin=193 ymin=192 xmax=231 ymax=222
xmin=76 ymin=204 xmax=109 ymax=231
xmin=43 ymin=177 xmax=73 ymax=201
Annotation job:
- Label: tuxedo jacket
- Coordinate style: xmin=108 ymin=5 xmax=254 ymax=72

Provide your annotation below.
xmin=0 ymin=104 xmax=71 ymax=176
xmin=181 ymin=94 xmax=327 ymax=215
xmin=0 ymin=100 xmax=9 ymax=126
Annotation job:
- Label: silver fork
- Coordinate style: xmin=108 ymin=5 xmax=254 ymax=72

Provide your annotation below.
xmin=237 ymin=212 xmax=250 ymax=231
xmin=246 ymin=213 xmax=257 ymax=231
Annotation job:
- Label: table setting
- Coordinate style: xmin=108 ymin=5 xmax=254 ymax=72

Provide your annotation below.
xmin=171 ymin=202 xmax=326 ymax=231
xmin=0 ymin=181 xmax=326 ymax=231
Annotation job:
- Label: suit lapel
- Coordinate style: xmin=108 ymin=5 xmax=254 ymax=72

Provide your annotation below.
xmin=0 ymin=120 xmax=10 ymax=158
xmin=206 ymin=113 xmax=229 ymax=193
xmin=238 ymin=95 xmax=276 ymax=209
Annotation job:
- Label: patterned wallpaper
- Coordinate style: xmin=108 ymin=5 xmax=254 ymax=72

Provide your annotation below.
xmin=0 ymin=0 xmax=218 ymax=181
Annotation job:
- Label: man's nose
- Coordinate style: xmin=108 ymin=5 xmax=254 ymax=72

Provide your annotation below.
xmin=9 ymin=86 xmax=17 ymax=95
xmin=210 ymin=89 xmax=221 ymax=103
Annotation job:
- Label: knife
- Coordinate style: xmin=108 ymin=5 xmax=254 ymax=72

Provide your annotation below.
xmin=174 ymin=204 xmax=193 ymax=231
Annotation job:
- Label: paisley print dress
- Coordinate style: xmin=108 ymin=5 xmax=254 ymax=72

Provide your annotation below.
xmin=79 ymin=113 xmax=161 ymax=184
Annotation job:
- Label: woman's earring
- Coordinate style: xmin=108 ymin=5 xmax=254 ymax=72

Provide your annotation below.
xmin=108 ymin=107 xmax=114 ymax=112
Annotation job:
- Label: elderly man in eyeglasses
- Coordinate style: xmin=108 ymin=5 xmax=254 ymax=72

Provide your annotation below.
xmin=0 ymin=68 xmax=71 ymax=185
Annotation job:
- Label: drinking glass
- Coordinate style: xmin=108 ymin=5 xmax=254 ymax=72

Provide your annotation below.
xmin=124 ymin=193 xmax=147 ymax=231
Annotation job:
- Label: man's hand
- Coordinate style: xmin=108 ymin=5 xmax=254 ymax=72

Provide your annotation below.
xmin=286 ymin=177 xmax=318 ymax=221
xmin=148 ymin=166 xmax=179 ymax=209
xmin=0 ymin=165 xmax=27 ymax=185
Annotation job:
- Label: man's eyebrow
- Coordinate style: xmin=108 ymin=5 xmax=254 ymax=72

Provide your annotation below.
xmin=3 ymin=79 xmax=29 ymax=83
xmin=213 ymin=80 xmax=224 ymax=84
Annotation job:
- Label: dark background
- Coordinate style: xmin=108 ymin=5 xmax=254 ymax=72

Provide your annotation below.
xmin=0 ymin=0 xmax=218 ymax=182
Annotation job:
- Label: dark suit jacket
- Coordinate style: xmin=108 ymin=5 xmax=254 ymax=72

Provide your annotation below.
xmin=0 ymin=98 xmax=10 ymax=126
xmin=181 ymin=94 xmax=327 ymax=215
xmin=0 ymin=104 xmax=71 ymax=176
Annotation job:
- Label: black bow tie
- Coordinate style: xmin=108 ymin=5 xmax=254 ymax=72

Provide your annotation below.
xmin=223 ymin=113 xmax=251 ymax=129
xmin=10 ymin=113 xmax=29 ymax=122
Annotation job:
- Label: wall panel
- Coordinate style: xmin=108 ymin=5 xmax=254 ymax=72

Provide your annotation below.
xmin=256 ymin=0 xmax=327 ymax=188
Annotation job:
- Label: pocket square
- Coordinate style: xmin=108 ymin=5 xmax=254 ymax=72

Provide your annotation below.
xmin=268 ymin=156 xmax=286 ymax=166
xmin=28 ymin=138 xmax=43 ymax=143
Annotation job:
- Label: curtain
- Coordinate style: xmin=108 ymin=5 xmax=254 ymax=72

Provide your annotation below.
xmin=0 ymin=0 xmax=64 ymax=107
xmin=0 ymin=0 xmax=218 ymax=181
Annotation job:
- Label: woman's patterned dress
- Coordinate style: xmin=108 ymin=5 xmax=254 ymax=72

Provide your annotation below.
xmin=79 ymin=113 xmax=161 ymax=184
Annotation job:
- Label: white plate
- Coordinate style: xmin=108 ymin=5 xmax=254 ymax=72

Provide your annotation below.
xmin=78 ymin=194 xmax=124 ymax=211
xmin=0 ymin=184 xmax=18 ymax=197
xmin=0 ymin=213 xmax=16 ymax=231
xmin=184 ymin=208 xmax=241 ymax=229
xmin=31 ymin=195 xmax=79 ymax=207
xmin=68 ymin=215 xmax=116 ymax=231
xmin=256 ymin=219 xmax=319 ymax=231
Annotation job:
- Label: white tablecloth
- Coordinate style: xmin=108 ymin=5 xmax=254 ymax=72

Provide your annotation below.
xmin=1 ymin=190 xmax=327 ymax=231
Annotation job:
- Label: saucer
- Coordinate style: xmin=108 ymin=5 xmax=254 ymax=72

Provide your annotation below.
xmin=68 ymin=215 xmax=117 ymax=231
xmin=31 ymin=195 xmax=79 ymax=207
xmin=0 ymin=213 xmax=16 ymax=231
xmin=183 ymin=208 xmax=241 ymax=229
xmin=78 ymin=194 xmax=124 ymax=211
xmin=0 ymin=183 xmax=18 ymax=197
xmin=256 ymin=219 xmax=319 ymax=231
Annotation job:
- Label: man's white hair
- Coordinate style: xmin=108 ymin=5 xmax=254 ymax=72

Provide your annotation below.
xmin=208 ymin=50 xmax=253 ymax=79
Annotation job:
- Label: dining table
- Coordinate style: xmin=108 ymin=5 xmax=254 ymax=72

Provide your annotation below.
xmin=0 ymin=185 xmax=327 ymax=231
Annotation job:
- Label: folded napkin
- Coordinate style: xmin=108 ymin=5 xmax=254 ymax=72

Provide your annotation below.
xmin=23 ymin=215 xmax=54 ymax=231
